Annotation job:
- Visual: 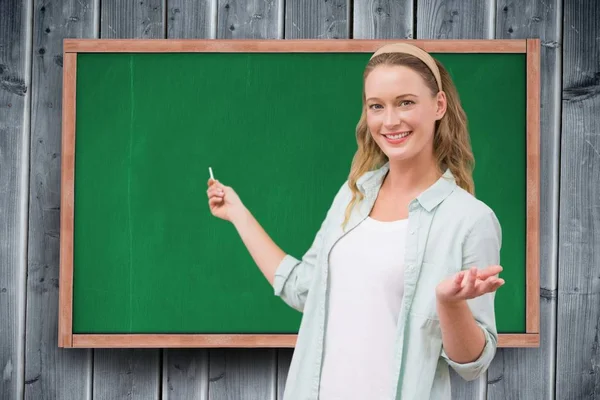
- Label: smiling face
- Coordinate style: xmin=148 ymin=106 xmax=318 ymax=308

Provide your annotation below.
xmin=364 ymin=65 xmax=446 ymax=165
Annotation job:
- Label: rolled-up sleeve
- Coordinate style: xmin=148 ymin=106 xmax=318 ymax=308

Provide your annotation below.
xmin=441 ymin=210 xmax=502 ymax=381
xmin=273 ymin=182 xmax=347 ymax=312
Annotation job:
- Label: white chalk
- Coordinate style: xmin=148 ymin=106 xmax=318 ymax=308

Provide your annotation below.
xmin=209 ymin=167 xmax=214 ymax=180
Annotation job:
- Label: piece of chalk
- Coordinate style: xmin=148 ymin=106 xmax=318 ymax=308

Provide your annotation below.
xmin=209 ymin=167 xmax=214 ymax=180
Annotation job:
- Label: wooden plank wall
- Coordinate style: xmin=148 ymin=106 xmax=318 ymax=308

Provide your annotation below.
xmin=1 ymin=0 xmax=598 ymax=399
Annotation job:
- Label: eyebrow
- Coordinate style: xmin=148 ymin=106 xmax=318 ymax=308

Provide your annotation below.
xmin=365 ymin=94 xmax=417 ymax=102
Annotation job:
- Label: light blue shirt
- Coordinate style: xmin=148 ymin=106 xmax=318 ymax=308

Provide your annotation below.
xmin=273 ymin=163 xmax=501 ymax=400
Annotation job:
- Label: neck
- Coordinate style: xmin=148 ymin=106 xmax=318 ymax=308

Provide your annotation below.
xmin=384 ymin=154 xmax=441 ymax=197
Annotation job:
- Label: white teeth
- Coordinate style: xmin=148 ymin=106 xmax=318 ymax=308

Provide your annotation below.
xmin=385 ymin=132 xmax=411 ymax=140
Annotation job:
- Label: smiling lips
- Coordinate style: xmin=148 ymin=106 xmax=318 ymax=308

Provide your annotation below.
xmin=382 ymin=131 xmax=413 ymax=144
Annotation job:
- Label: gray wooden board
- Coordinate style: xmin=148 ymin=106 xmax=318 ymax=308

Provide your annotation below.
xmin=163 ymin=350 xmax=208 ymax=400
xmin=93 ymin=349 xmax=160 ymax=400
xmin=353 ymin=0 xmax=413 ymax=39
xmin=167 ymin=0 xmax=216 ymax=39
xmin=24 ymin=1 xmax=97 ymax=398
xmin=0 ymin=0 xmax=30 ymax=399
xmin=284 ymin=0 xmax=348 ymax=39
xmin=276 ymin=349 xmax=293 ymax=400
xmin=208 ymin=349 xmax=277 ymax=400
xmin=100 ymin=0 xmax=165 ymax=38
xmin=216 ymin=0 xmax=283 ymax=39
xmin=416 ymin=0 xmax=493 ymax=40
xmin=488 ymin=296 xmax=556 ymax=399
xmin=487 ymin=1 xmax=562 ymax=399
xmin=556 ymin=0 xmax=600 ymax=398
xmin=92 ymin=1 xmax=165 ymax=399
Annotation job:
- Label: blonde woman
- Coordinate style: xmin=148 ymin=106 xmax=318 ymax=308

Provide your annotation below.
xmin=206 ymin=43 xmax=504 ymax=400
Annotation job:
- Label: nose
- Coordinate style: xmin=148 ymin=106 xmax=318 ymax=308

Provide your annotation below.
xmin=383 ymin=108 xmax=401 ymax=128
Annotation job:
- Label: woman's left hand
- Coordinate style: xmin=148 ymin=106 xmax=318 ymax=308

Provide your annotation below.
xmin=435 ymin=265 xmax=505 ymax=304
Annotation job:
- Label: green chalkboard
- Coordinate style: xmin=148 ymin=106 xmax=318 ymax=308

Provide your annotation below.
xmin=72 ymin=51 xmax=526 ymax=335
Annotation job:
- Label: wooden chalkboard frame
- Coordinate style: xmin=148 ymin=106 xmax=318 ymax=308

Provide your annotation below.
xmin=59 ymin=39 xmax=540 ymax=349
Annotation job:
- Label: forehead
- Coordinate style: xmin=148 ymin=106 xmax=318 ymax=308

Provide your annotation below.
xmin=364 ymin=65 xmax=427 ymax=96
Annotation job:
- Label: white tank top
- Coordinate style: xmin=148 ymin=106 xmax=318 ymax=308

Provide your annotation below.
xmin=319 ymin=216 xmax=408 ymax=400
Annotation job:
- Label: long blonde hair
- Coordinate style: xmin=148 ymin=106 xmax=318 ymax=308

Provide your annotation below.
xmin=343 ymin=52 xmax=474 ymax=226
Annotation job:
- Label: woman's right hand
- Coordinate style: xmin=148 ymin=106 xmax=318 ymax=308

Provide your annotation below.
xmin=206 ymin=179 xmax=246 ymax=222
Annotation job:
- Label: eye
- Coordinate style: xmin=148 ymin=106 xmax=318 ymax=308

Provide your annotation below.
xmin=368 ymin=104 xmax=383 ymax=110
xmin=399 ymin=100 xmax=414 ymax=107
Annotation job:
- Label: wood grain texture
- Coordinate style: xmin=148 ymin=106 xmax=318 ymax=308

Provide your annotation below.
xmin=100 ymin=0 xmax=165 ymax=38
xmin=416 ymin=1 xmax=494 ymax=399
xmin=166 ymin=0 xmax=216 ymax=39
xmin=216 ymin=0 xmax=283 ymax=39
xmin=93 ymin=349 xmax=160 ymax=400
xmin=285 ymin=0 xmax=348 ymax=39
xmin=353 ymin=0 xmax=413 ymax=39
xmin=276 ymin=350 xmax=293 ymax=400
xmin=24 ymin=0 xmax=95 ymax=399
xmin=0 ymin=0 xmax=30 ymax=399
xmin=63 ymin=38 xmax=527 ymax=53
xmin=488 ymin=2 xmax=562 ymax=399
xmin=416 ymin=0 xmax=493 ymax=39
xmin=209 ymin=349 xmax=277 ymax=400
xmin=92 ymin=1 xmax=164 ymax=399
xmin=73 ymin=334 xmax=297 ymax=348
xmin=162 ymin=350 xmax=208 ymax=400
xmin=556 ymin=0 xmax=600 ymax=398
xmin=489 ymin=296 xmax=555 ymax=398
xmin=58 ymin=52 xmax=76 ymax=348
xmin=526 ymin=38 xmax=541 ymax=334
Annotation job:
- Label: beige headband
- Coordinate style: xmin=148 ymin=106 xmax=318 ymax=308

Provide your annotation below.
xmin=370 ymin=43 xmax=443 ymax=91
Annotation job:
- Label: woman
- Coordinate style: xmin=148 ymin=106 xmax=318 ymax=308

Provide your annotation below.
xmin=206 ymin=43 xmax=504 ymax=400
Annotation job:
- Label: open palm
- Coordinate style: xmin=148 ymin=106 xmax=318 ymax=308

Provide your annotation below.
xmin=436 ymin=265 xmax=504 ymax=304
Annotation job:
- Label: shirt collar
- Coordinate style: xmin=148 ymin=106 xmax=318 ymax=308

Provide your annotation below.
xmin=357 ymin=162 xmax=457 ymax=212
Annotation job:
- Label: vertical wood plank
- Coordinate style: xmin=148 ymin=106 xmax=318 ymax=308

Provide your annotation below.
xmin=93 ymin=1 xmax=164 ymax=399
xmin=93 ymin=349 xmax=160 ymax=400
xmin=284 ymin=0 xmax=348 ymax=39
xmin=163 ymin=350 xmax=209 ymax=400
xmin=353 ymin=0 xmax=413 ymax=39
xmin=276 ymin=349 xmax=293 ymax=400
xmin=161 ymin=1 xmax=214 ymax=399
xmin=556 ymin=0 xmax=600 ymax=398
xmin=216 ymin=0 xmax=283 ymax=39
xmin=209 ymin=349 xmax=277 ymax=400
xmin=166 ymin=0 xmax=216 ymax=39
xmin=0 ymin=0 xmax=31 ymax=399
xmin=416 ymin=0 xmax=494 ymax=398
xmin=416 ymin=0 xmax=493 ymax=39
xmin=488 ymin=2 xmax=562 ymax=398
xmin=100 ymin=0 xmax=165 ymax=39
xmin=24 ymin=0 xmax=96 ymax=399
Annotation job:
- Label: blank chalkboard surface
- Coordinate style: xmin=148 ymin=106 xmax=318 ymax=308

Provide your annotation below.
xmin=59 ymin=39 xmax=540 ymax=348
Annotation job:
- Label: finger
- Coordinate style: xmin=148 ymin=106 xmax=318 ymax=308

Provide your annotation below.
xmin=454 ymin=271 xmax=465 ymax=287
xmin=475 ymin=277 xmax=505 ymax=295
xmin=477 ymin=265 xmax=503 ymax=280
xmin=464 ymin=267 xmax=477 ymax=293
xmin=206 ymin=189 xmax=221 ymax=200
xmin=207 ymin=178 xmax=215 ymax=186
xmin=207 ymin=185 xmax=225 ymax=197
xmin=209 ymin=197 xmax=224 ymax=207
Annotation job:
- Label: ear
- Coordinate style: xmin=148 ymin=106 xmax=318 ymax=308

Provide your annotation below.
xmin=435 ymin=91 xmax=447 ymax=120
